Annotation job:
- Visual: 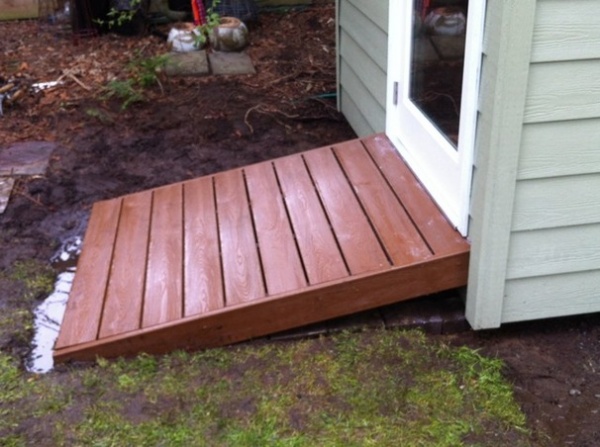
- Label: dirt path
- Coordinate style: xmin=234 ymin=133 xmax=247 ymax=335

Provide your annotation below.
xmin=1 ymin=4 xmax=599 ymax=445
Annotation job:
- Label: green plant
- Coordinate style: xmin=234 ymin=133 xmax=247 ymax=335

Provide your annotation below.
xmin=194 ymin=0 xmax=222 ymax=47
xmin=127 ymin=53 xmax=168 ymax=88
xmin=102 ymin=54 xmax=167 ymax=109
xmin=94 ymin=0 xmax=143 ymax=29
xmin=102 ymin=79 xmax=144 ymax=109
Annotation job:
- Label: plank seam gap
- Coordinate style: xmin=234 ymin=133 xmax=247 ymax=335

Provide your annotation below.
xmin=363 ymin=139 xmax=436 ymax=256
xmin=181 ymin=183 xmax=186 ymax=318
xmin=140 ymin=192 xmax=154 ymax=329
xmin=212 ymin=176 xmax=227 ymax=308
xmin=301 ymin=152 xmax=351 ymax=276
xmin=271 ymin=162 xmax=310 ymax=286
xmin=242 ymin=169 xmax=268 ymax=297
xmin=331 ymin=145 xmax=393 ymax=267
xmin=95 ymin=199 xmax=124 ymax=341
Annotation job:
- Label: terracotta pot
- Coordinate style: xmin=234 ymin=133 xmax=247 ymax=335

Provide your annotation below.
xmin=209 ymin=17 xmax=249 ymax=52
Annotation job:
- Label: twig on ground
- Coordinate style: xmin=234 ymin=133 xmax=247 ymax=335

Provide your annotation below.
xmin=57 ymin=73 xmax=93 ymax=92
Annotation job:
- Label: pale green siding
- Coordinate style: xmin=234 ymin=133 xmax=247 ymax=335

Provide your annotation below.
xmin=336 ymin=0 xmax=388 ymax=136
xmin=503 ymin=0 xmax=600 ymax=323
xmin=469 ymin=0 xmax=600 ymax=327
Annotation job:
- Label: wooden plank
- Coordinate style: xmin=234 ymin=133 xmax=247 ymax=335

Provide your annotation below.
xmin=245 ymin=162 xmax=307 ymax=295
xmin=274 ymin=154 xmax=348 ymax=285
xmin=99 ymin=192 xmax=152 ymax=338
xmin=333 ymin=140 xmax=431 ymax=264
xmin=55 ymin=199 xmax=121 ymax=348
xmin=502 ymin=270 xmax=600 ymax=323
xmin=364 ymin=135 xmax=466 ymax=255
xmin=519 ymin=120 xmax=600 ymax=179
xmin=183 ymin=177 xmax=224 ymax=316
xmin=215 ymin=169 xmax=265 ymax=305
xmin=507 ymin=224 xmax=600 ymax=280
xmin=142 ymin=184 xmax=184 ymax=328
xmin=0 ymin=0 xmax=38 ymax=20
xmin=532 ymin=0 xmax=600 ymax=63
xmin=525 ymin=60 xmax=600 ymax=123
xmin=54 ymin=251 xmax=470 ymax=362
xmin=304 ymin=147 xmax=389 ymax=274
xmin=512 ymin=175 xmax=600 ymax=231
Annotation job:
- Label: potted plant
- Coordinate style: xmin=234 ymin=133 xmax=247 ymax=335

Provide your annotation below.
xmin=195 ymin=0 xmax=249 ymax=52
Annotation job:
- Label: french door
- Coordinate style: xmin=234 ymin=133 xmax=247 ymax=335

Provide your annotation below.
xmin=386 ymin=0 xmax=486 ymax=236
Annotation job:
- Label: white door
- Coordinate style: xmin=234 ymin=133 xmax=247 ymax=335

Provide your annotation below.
xmin=386 ymin=0 xmax=486 ymax=236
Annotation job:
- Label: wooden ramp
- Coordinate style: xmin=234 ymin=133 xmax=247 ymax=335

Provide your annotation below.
xmin=54 ymin=134 xmax=469 ymax=363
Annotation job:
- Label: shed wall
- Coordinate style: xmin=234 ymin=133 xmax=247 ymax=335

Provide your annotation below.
xmin=502 ymin=0 xmax=600 ymax=323
xmin=336 ymin=0 xmax=388 ymax=136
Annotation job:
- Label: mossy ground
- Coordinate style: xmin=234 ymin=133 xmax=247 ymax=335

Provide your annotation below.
xmin=1 ymin=267 xmax=532 ymax=447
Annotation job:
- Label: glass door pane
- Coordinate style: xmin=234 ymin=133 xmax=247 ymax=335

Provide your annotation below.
xmin=409 ymin=0 xmax=469 ymax=147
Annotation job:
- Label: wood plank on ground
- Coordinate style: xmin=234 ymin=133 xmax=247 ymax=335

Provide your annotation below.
xmin=53 ymin=252 xmax=470 ymax=362
xmin=274 ymin=154 xmax=349 ymax=285
xmin=215 ymin=169 xmax=265 ymax=306
xmin=55 ymin=199 xmax=121 ymax=348
xmin=364 ymin=135 xmax=467 ymax=255
xmin=334 ymin=140 xmax=432 ymax=264
xmin=183 ymin=177 xmax=224 ymax=316
xmin=54 ymin=134 xmax=471 ymax=363
xmin=143 ymin=184 xmax=184 ymax=328
xmin=99 ymin=192 xmax=152 ymax=338
xmin=245 ymin=162 xmax=307 ymax=295
xmin=304 ymin=147 xmax=389 ymax=274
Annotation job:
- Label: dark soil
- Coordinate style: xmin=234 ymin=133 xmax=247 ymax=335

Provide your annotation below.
xmin=1 ymin=3 xmax=599 ymax=446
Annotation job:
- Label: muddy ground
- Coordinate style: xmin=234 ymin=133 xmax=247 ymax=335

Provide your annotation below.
xmin=1 ymin=2 xmax=599 ymax=445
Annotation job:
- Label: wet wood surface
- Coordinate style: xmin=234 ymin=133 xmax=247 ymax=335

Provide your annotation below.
xmin=55 ymin=134 xmax=470 ymax=362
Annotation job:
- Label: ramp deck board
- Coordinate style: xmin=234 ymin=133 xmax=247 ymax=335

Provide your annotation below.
xmin=54 ymin=134 xmax=470 ymax=362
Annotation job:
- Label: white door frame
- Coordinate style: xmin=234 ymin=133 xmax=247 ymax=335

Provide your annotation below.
xmin=386 ymin=0 xmax=486 ymax=236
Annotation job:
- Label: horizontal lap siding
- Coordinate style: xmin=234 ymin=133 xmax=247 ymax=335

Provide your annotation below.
xmin=504 ymin=0 xmax=600 ymax=321
xmin=337 ymin=0 xmax=388 ymax=136
xmin=502 ymin=271 xmax=600 ymax=323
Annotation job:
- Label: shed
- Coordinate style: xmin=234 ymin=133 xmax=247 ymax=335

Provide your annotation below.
xmin=337 ymin=0 xmax=600 ymax=329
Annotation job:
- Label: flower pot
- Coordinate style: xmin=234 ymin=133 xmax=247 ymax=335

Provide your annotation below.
xmin=167 ymin=22 xmax=203 ymax=52
xmin=424 ymin=7 xmax=466 ymax=36
xmin=209 ymin=16 xmax=249 ymax=52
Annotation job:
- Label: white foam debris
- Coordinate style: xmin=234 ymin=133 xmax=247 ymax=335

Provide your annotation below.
xmin=27 ymin=269 xmax=75 ymax=373
xmin=28 ymin=236 xmax=82 ymax=374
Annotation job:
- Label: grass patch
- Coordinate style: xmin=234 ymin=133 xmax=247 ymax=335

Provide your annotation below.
xmin=0 ymin=329 xmax=532 ymax=446
xmin=0 ymin=260 xmax=55 ymax=348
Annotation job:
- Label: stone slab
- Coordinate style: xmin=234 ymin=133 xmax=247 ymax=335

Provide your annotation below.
xmin=430 ymin=35 xmax=466 ymax=60
xmin=0 ymin=141 xmax=57 ymax=176
xmin=164 ymin=50 xmax=209 ymax=77
xmin=208 ymin=51 xmax=256 ymax=76
xmin=0 ymin=177 xmax=15 ymax=214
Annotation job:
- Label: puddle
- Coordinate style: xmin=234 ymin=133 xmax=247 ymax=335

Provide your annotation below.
xmin=27 ymin=237 xmax=81 ymax=374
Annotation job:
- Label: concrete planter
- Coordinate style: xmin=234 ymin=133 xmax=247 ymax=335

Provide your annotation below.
xmin=209 ymin=16 xmax=249 ymax=52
